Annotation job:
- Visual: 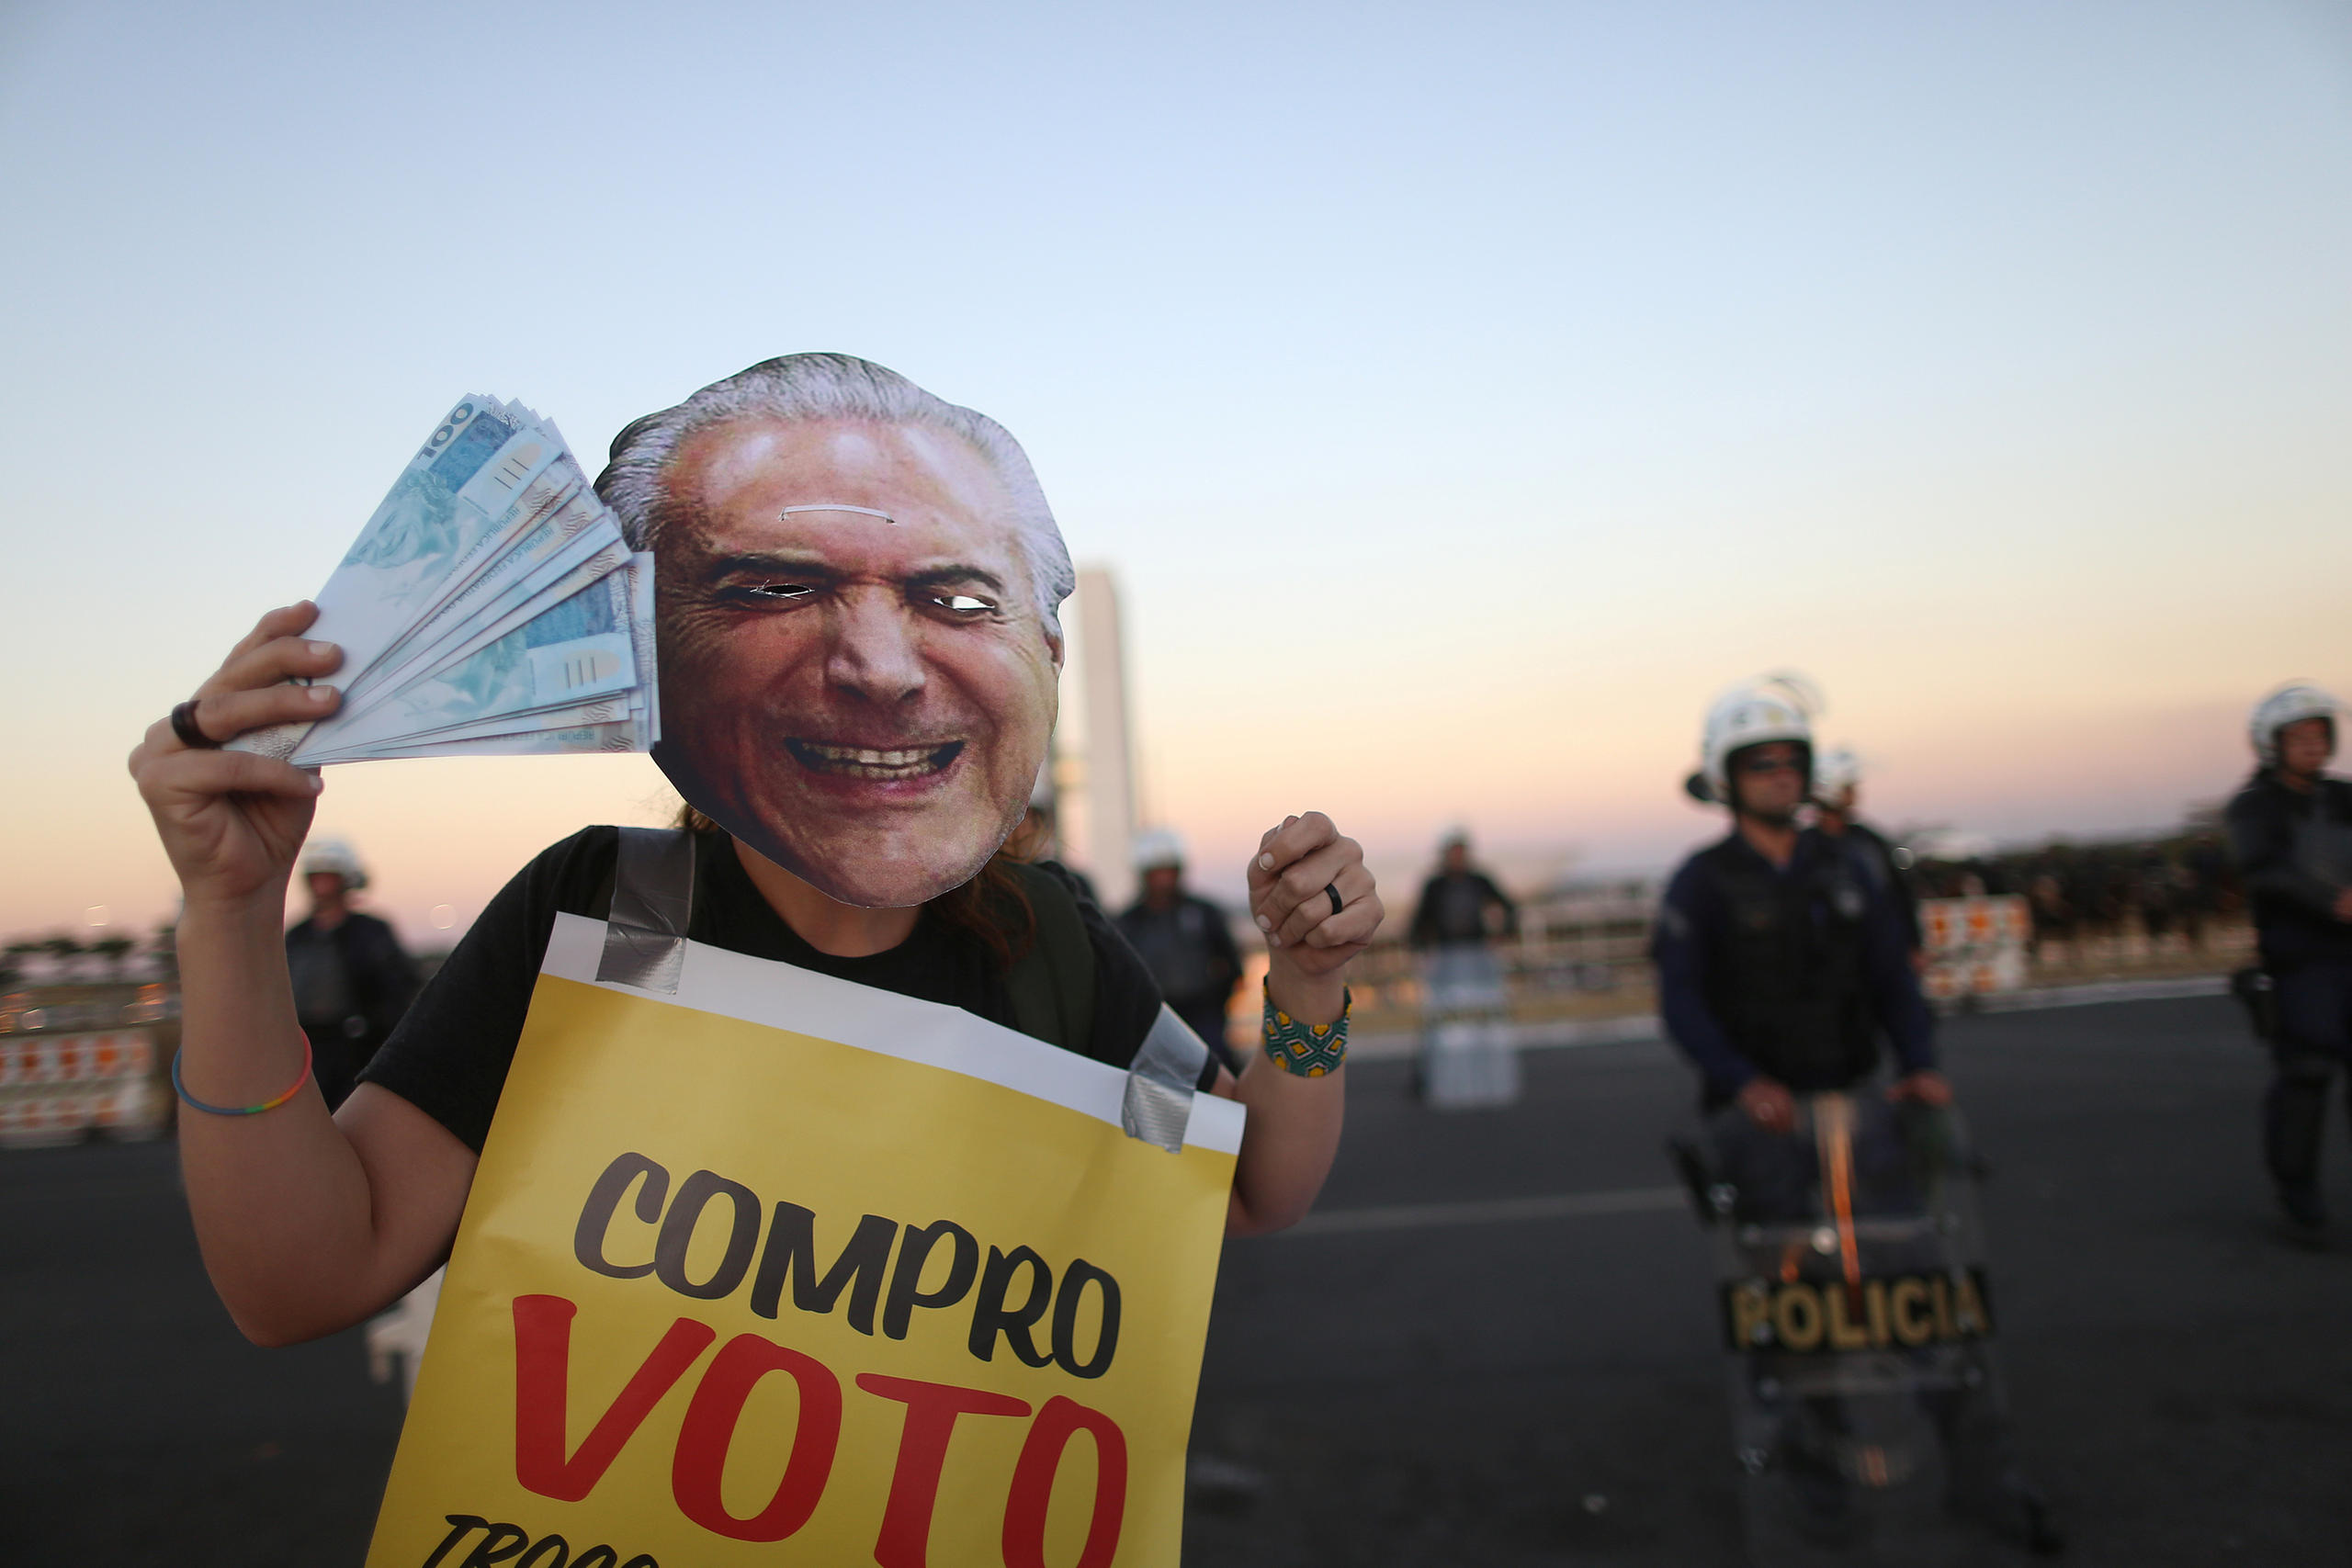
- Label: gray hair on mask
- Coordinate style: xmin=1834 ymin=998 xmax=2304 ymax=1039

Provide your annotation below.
xmin=594 ymin=353 xmax=1076 ymax=639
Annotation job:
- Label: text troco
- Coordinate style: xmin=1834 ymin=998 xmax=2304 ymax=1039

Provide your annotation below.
xmin=1722 ymin=1269 xmax=1995 ymax=1354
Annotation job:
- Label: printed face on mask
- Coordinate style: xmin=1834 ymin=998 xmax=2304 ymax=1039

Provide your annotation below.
xmin=650 ymin=417 xmax=1060 ymax=908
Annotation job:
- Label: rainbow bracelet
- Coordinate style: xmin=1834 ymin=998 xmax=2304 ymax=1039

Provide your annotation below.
xmin=1261 ymin=981 xmax=1350 ymax=1077
xmin=172 ymin=1039 xmax=313 ymax=1117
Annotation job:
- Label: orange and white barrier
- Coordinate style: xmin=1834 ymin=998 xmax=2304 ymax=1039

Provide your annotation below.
xmin=1918 ymin=896 xmax=2031 ymax=1003
xmin=0 ymin=1024 xmax=173 ymax=1144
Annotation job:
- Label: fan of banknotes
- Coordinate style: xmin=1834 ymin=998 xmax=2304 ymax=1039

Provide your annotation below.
xmin=232 ymin=395 xmax=658 ymax=766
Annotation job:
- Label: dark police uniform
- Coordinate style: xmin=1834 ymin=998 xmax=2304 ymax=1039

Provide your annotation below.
xmin=1114 ymin=892 xmax=1244 ymax=1069
xmin=2223 ymin=768 xmax=2352 ymax=1204
xmin=1653 ymin=827 xmax=1936 ymax=1110
xmin=285 ymin=909 xmax=417 ymax=1111
xmin=1837 ymin=818 xmax=1923 ymax=955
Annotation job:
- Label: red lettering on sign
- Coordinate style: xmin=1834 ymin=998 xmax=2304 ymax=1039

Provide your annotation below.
xmin=513 ymin=1295 xmax=717 ymax=1502
xmin=510 ymin=1293 xmax=1139 ymax=1559
xmin=1001 ymin=1395 xmax=1127 ymax=1568
xmin=855 ymin=1373 xmax=1032 ymax=1567
xmin=670 ymin=1332 xmax=844 ymax=1541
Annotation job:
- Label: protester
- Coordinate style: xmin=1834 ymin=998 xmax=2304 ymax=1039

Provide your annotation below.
xmin=1116 ymin=829 xmax=1245 ymax=1064
xmin=281 ymin=837 xmax=417 ymax=1110
xmin=130 ymin=353 xmax=1382 ymax=1350
xmin=2223 ymin=682 xmax=2352 ymax=1236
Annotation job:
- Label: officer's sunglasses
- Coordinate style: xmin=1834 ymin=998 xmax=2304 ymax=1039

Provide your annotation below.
xmin=1736 ymin=753 xmax=1804 ymax=776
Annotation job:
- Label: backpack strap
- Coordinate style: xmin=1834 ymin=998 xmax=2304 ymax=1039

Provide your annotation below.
xmin=1002 ymin=862 xmax=1204 ymax=1153
xmin=1001 ymin=862 xmax=1096 ymax=1052
xmin=595 ymin=827 xmax=695 ymax=994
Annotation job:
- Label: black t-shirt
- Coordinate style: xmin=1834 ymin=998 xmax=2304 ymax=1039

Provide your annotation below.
xmin=360 ymin=826 xmax=1190 ymax=1154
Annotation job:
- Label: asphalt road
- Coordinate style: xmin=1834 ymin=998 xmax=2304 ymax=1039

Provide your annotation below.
xmin=6 ymin=995 xmax=2349 ymax=1565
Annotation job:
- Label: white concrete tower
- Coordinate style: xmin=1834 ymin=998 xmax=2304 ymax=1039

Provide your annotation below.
xmin=1059 ymin=567 xmax=1137 ymax=911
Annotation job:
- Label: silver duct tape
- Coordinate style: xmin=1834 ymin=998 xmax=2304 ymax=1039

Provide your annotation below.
xmin=596 ymin=923 xmax=686 ymax=994
xmin=594 ymin=826 xmax=695 ymax=995
xmin=1121 ymin=1004 xmax=1209 ymax=1153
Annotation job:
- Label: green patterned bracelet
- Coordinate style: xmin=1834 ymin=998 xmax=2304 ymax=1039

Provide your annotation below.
xmin=1261 ymin=981 xmax=1351 ymax=1077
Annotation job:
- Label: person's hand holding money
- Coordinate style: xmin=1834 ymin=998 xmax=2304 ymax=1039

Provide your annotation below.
xmin=1249 ymin=811 xmax=1383 ymax=1020
xmin=129 ymin=603 xmax=343 ymax=913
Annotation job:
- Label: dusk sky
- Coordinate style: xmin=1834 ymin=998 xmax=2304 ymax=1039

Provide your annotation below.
xmin=4 ymin=1 xmax=2347 ymax=942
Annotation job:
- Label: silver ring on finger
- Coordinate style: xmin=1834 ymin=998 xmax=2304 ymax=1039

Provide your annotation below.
xmin=169 ymin=700 xmax=220 ymax=750
xmin=1324 ymin=882 xmax=1343 ymax=918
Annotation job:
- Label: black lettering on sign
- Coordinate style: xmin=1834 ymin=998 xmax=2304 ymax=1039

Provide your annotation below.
xmin=573 ymin=1154 xmax=669 ymax=1280
xmin=569 ymin=1154 xmax=1124 ymax=1377
xmin=1720 ymin=1269 xmax=1996 ymax=1353
xmin=968 ymin=1246 xmax=1056 ymax=1367
xmin=885 ymin=1220 xmax=979 ymax=1339
xmin=459 ymin=1519 xmax=526 ymax=1566
xmin=748 ymin=1204 xmax=899 ymax=1335
xmin=1051 ymin=1259 xmax=1121 ymax=1379
xmin=416 ymin=1514 xmax=655 ymax=1568
xmin=653 ymin=1170 xmax=762 ymax=1300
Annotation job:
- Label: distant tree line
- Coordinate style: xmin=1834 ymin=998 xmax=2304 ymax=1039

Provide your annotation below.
xmin=1904 ymin=825 xmax=2239 ymax=951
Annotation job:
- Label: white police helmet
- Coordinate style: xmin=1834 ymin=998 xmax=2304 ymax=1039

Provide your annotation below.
xmin=1692 ymin=671 xmax=1823 ymax=804
xmin=300 ymin=836 xmax=369 ymax=891
xmin=1813 ymin=745 xmax=1863 ymax=801
xmin=2250 ymin=682 xmax=2341 ymax=766
xmin=1132 ymin=828 xmax=1186 ymax=873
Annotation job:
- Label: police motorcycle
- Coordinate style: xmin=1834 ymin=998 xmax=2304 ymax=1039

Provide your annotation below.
xmin=1671 ymin=1093 xmax=2063 ymax=1563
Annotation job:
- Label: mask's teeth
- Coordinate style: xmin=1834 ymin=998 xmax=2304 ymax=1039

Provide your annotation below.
xmin=805 ymin=742 xmax=933 ymax=767
xmin=790 ymin=739 xmax=960 ymax=779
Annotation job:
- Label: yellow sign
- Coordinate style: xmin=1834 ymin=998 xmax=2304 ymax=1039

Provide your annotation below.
xmin=368 ymin=916 xmax=1241 ymax=1568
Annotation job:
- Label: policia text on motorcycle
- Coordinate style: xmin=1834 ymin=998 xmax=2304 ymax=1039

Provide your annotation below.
xmin=1653 ymin=680 xmax=1950 ymax=1125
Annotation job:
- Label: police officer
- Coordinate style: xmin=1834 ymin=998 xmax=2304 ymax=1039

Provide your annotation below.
xmin=2223 ymin=682 xmax=2352 ymax=1235
xmin=1658 ymin=681 xmax=2062 ymax=1553
xmin=283 ymin=838 xmax=419 ymax=1110
xmin=1811 ymin=745 xmax=1924 ymax=964
xmin=1114 ymin=829 xmax=1244 ymax=1063
xmin=1655 ymin=677 xmax=1949 ymax=1130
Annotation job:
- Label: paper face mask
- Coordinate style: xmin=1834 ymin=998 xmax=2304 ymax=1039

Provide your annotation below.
xmin=617 ymin=368 xmax=1067 ymax=909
